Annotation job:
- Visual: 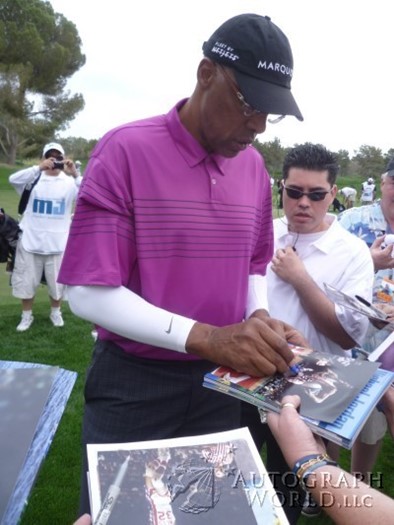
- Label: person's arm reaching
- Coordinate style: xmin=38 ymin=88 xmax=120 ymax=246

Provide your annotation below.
xmin=67 ymin=285 xmax=295 ymax=376
xmin=67 ymin=285 xmax=195 ymax=352
xmin=186 ymin=316 xmax=295 ymax=376
xmin=268 ymin=395 xmax=394 ymax=525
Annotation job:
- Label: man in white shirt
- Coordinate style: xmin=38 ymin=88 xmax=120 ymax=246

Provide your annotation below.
xmin=361 ymin=177 xmax=376 ymax=204
xmin=338 ymin=186 xmax=357 ymax=209
xmin=9 ymin=142 xmax=82 ymax=331
xmin=241 ymin=143 xmax=374 ymax=517
xmin=269 ymin=145 xmax=373 ymax=361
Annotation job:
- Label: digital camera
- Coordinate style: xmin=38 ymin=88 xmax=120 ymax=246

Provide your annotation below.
xmin=53 ymin=160 xmax=64 ymax=169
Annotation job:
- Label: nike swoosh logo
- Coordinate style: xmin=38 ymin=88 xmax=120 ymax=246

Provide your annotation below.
xmin=165 ymin=316 xmax=174 ymax=334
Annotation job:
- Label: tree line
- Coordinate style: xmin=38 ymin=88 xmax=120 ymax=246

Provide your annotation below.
xmin=255 ymin=138 xmax=394 ymax=181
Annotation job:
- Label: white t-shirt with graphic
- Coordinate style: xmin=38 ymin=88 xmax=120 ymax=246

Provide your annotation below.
xmin=9 ymin=165 xmax=81 ymax=254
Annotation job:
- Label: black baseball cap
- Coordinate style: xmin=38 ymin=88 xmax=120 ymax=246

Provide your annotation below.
xmin=386 ymin=158 xmax=394 ymax=177
xmin=202 ymin=13 xmax=303 ymax=121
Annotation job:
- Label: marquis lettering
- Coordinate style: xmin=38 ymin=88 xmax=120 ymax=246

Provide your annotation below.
xmin=257 ymin=60 xmax=293 ymax=77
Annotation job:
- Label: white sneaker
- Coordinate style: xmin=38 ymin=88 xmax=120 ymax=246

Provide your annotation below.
xmin=50 ymin=311 xmax=64 ymax=327
xmin=91 ymin=329 xmax=98 ymax=341
xmin=16 ymin=315 xmax=34 ymax=332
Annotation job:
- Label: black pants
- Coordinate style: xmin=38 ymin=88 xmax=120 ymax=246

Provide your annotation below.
xmin=79 ymin=340 xmax=241 ymax=514
xmin=241 ymin=402 xmax=305 ymax=524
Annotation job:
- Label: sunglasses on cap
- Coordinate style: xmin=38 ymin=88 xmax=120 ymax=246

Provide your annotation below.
xmin=283 ymin=184 xmax=331 ymax=202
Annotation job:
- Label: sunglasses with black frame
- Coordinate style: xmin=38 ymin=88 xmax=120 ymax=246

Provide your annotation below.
xmin=282 ymin=182 xmax=332 ymax=202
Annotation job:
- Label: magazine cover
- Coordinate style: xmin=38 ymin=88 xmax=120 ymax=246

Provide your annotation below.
xmin=204 ymin=367 xmax=394 ymax=449
xmin=255 ymin=349 xmax=379 ymax=422
xmin=205 ymin=346 xmax=379 ymax=423
xmin=323 ymin=282 xmax=391 ymax=325
xmin=87 ymin=428 xmax=289 ymax=525
xmin=301 ymin=367 xmax=394 ymax=448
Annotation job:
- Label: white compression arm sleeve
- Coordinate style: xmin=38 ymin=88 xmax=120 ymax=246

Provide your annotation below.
xmin=67 ymin=285 xmax=196 ymax=353
xmin=245 ymin=274 xmax=268 ymax=319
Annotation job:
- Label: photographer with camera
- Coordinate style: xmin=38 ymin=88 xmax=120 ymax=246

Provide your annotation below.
xmin=9 ymin=142 xmax=82 ymax=332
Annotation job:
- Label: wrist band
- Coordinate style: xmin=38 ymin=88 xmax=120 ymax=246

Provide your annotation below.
xmin=292 ymin=454 xmax=323 ymax=472
xmin=292 ymin=453 xmax=338 ymax=491
xmin=300 ymin=458 xmax=338 ymax=491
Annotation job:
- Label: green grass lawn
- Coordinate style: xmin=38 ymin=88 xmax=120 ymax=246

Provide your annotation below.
xmin=0 ymin=163 xmax=393 ymax=524
xmin=1 ymin=164 xmax=93 ymax=524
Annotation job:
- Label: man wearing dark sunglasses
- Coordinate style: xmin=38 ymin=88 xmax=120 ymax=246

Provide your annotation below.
xmin=241 ymin=142 xmax=375 ymax=517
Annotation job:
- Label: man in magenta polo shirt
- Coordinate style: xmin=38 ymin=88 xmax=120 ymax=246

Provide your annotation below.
xmin=58 ymin=13 xmax=304 ymax=519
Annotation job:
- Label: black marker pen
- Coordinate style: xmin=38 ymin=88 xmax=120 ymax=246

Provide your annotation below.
xmin=355 ymin=295 xmax=372 ymax=308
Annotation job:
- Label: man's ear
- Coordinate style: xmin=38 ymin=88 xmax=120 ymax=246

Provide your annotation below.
xmin=197 ymin=58 xmax=217 ymax=88
xmin=327 ymin=184 xmax=338 ymax=208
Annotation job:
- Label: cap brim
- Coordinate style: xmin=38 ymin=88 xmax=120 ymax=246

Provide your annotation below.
xmin=42 ymin=142 xmax=65 ymax=157
xmin=234 ymin=70 xmax=303 ymax=121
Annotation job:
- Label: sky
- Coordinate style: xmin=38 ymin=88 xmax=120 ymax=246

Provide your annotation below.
xmin=48 ymin=0 xmax=393 ymax=155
